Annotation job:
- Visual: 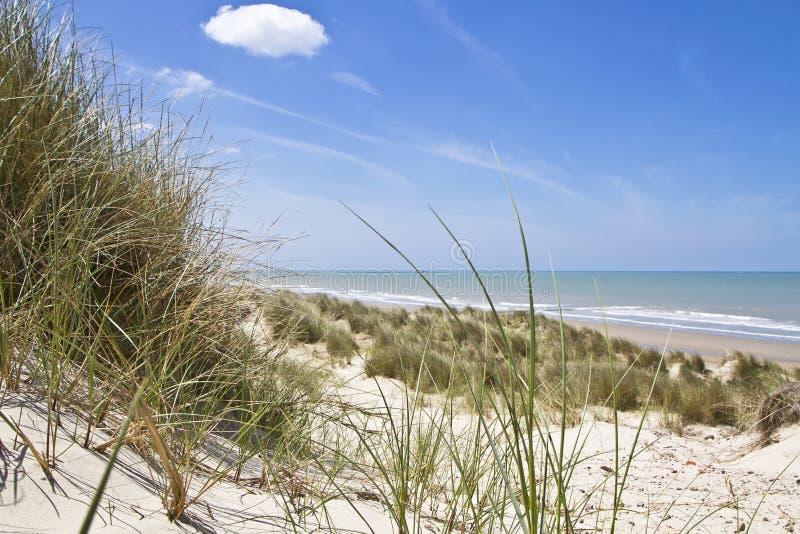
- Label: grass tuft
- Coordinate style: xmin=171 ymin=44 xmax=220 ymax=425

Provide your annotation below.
xmin=0 ymin=0 xmax=324 ymax=522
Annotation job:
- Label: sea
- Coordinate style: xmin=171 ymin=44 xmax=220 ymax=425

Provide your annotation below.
xmin=271 ymin=270 xmax=800 ymax=344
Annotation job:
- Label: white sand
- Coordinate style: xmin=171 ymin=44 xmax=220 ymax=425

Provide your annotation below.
xmin=2 ymin=344 xmax=799 ymax=533
xmin=0 ymin=391 xmax=396 ymax=533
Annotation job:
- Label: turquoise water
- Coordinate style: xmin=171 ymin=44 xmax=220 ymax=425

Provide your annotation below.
xmin=273 ymin=271 xmax=800 ymax=344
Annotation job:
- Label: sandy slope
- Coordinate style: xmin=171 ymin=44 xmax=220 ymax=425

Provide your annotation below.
xmin=0 ymin=391 xmax=396 ymax=533
xmin=1 ymin=345 xmax=799 ymax=533
xmin=325 ymin=351 xmax=800 ymax=533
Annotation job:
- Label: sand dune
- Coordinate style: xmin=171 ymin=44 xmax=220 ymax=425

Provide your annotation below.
xmin=2 ymin=345 xmax=799 ymax=533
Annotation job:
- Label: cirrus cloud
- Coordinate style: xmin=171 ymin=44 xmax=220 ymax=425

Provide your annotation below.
xmin=329 ymin=72 xmax=382 ymax=97
xmin=201 ymin=4 xmax=329 ymax=58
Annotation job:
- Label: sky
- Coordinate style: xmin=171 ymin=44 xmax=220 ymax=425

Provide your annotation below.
xmin=72 ymin=1 xmax=800 ymax=271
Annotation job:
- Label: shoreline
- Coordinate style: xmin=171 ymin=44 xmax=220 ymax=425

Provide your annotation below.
xmin=568 ymin=320 xmax=800 ymax=368
xmin=319 ymin=295 xmax=800 ymax=368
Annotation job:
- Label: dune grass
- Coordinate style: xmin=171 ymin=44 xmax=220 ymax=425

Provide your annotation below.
xmin=0 ymin=0 xmax=325 ymax=522
xmin=325 ymin=326 xmax=359 ymax=364
xmin=267 ymin=291 xmax=795 ymax=430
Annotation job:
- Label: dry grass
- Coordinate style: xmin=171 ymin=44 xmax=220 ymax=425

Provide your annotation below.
xmin=325 ymin=326 xmax=359 ymax=364
xmin=269 ymin=292 xmax=799 ymax=429
xmin=757 ymin=381 xmax=800 ymax=439
xmin=0 ymin=0 xmax=325 ymax=524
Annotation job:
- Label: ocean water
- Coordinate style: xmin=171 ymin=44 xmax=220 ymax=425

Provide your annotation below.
xmin=272 ymin=270 xmax=800 ymax=344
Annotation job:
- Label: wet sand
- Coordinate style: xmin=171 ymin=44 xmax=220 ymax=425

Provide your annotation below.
xmin=568 ymin=320 xmax=800 ymax=368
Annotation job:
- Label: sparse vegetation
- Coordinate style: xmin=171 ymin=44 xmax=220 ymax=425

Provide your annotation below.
xmin=265 ymin=291 xmax=799 ymax=429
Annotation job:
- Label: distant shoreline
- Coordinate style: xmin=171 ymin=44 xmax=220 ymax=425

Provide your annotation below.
xmin=567 ymin=320 xmax=800 ymax=368
xmin=279 ymin=271 xmax=800 ymax=348
xmin=303 ymin=293 xmax=800 ymax=368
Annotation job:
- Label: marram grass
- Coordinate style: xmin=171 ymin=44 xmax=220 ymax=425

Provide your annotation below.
xmin=0 ymin=0 xmax=324 ymax=524
xmin=271 ymin=291 xmax=793 ymax=431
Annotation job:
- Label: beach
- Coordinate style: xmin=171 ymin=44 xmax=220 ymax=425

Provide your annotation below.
xmin=285 ymin=271 xmax=800 ymax=354
xmin=3 ymin=2 xmax=799 ymax=531
xmin=350 ymin=297 xmax=800 ymax=368
xmin=3 ymin=309 xmax=800 ymax=533
xmin=568 ymin=320 xmax=800 ymax=367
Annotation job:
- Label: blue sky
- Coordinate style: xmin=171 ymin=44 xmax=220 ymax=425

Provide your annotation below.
xmin=73 ymin=1 xmax=800 ymax=271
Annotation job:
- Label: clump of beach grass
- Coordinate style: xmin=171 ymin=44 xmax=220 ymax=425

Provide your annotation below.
xmin=260 ymin=290 xmax=362 ymax=365
xmin=325 ymin=325 xmax=359 ymax=365
xmin=262 ymin=291 xmax=329 ymax=344
xmin=335 ymin=176 xmax=653 ymax=531
xmin=0 ymin=0 xmax=325 ymax=524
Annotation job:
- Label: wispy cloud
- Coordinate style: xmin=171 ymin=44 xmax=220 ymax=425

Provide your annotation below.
xmin=201 ymin=4 xmax=329 ymax=58
xmin=329 ymin=72 xmax=382 ymax=97
xmin=156 ymin=68 xmax=214 ymax=98
xmin=415 ymin=0 xmax=523 ymax=87
xmin=151 ymin=67 xmax=391 ymax=146
xmin=678 ymin=48 xmax=711 ymax=94
xmin=212 ymin=85 xmax=389 ymax=145
xmin=249 ymin=131 xmax=410 ymax=189
xmin=210 ymin=143 xmax=241 ymax=155
xmin=420 ymin=141 xmax=587 ymax=201
xmin=605 ymin=175 xmax=651 ymax=217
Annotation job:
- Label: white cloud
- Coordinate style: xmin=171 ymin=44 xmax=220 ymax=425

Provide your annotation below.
xmin=214 ymin=86 xmax=389 ymax=145
xmin=131 ymin=121 xmax=155 ymax=133
xmin=156 ymin=68 xmax=214 ymax=98
xmin=329 ymin=72 xmax=382 ymax=97
xmin=201 ymin=4 xmax=329 ymax=58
